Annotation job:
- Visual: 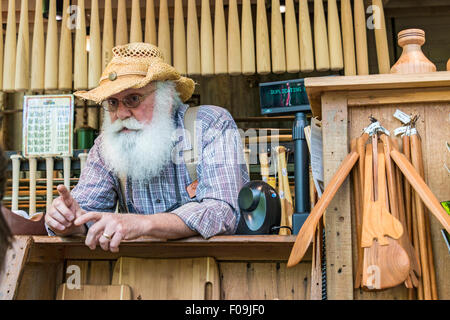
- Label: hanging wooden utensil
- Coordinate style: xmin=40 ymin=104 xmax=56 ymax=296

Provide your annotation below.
xmin=389 ymin=149 xmax=450 ymax=234
xmin=351 ymin=138 xmax=364 ymax=288
xmin=410 ymin=131 xmax=438 ymax=300
xmin=381 ymin=134 xmax=421 ymax=287
xmin=361 ymin=141 xmax=410 ymax=289
xmin=288 ymin=149 xmax=359 ymax=267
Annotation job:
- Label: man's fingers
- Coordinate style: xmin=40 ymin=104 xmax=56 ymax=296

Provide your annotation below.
xmin=109 ymin=231 xmax=123 ymax=253
xmin=99 ymin=222 xmax=117 ymax=251
xmin=49 ymin=208 xmax=72 ymax=228
xmin=54 ymin=199 xmax=75 ymax=222
xmin=57 ymin=184 xmax=73 ymax=207
xmin=84 ymin=217 xmax=107 ymax=250
xmin=46 ymin=215 xmax=66 ymax=232
xmin=74 ymin=211 xmax=103 ymax=226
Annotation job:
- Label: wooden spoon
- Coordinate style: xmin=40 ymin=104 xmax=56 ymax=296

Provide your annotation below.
xmin=381 ymin=135 xmax=421 ymax=287
xmin=361 ymin=142 xmax=410 ymax=289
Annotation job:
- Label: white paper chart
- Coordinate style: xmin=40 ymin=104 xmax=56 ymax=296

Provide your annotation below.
xmin=22 ymin=95 xmax=74 ymax=157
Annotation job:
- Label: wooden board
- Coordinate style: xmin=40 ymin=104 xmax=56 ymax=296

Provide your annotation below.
xmin=321 ymin=92 xmax=354 ymax=300
xmin=111 ymin=257 xmax=220 ymax=300
xmin=56 ymin=284 xmax=131 ymax=300
xmin=65 ymin=260 xmax=113 ymax=285
xmin=0 ymin=236 xmax=32 ymax=300
xmin=16 ymin=262 xmax=63 ymax=300
xmin=219 ymin=262 xmax=311 ymax=300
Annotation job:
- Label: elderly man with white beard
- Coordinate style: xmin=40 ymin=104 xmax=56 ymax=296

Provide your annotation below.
xmin=45 ymin=43 xmax=249 ymax=252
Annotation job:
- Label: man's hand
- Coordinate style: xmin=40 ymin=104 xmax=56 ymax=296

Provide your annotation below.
xmin=45 ymin=185 xmax=86 ymax=236
xmin=74 ymin=212 xmax=148 ymax=252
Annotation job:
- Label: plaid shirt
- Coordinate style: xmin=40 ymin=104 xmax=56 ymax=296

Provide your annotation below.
xmin=69 ymin=104 xmax=249 ymax=239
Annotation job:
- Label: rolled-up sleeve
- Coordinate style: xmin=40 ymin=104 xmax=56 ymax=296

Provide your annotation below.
xmin=172 ymin=107 xmax=249 ymax=238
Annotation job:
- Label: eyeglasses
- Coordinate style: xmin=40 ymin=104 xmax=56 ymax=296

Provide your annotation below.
xmin=100 ymin=90 xmax=155 ymax=112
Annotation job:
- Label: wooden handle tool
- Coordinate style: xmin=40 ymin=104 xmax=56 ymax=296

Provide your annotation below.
xmin=102 ymin=0 xmax=114 ymax=71
xmin=31 ymin=0 xmax=45 ymax=92
xmin=89 ymin=0 xmax=102 ymax=89
xmin=159 ymin=0 xmax=172 ymax=64
xmin=354 ymin=0 xmax=369 ymax=75
xmin=299 ymin=0 xmax=314 ymax=73
xmin=45 ymin=0 xmax=58 ymax=91
xmin=63 ymin=156 xmax=71 ymax=191
xmin=10 ymin=154 xmax=22 ymax=212
xmin=271 ymin=0 xmax=286 ymax=74
xmin=284 ymin=0 xmax=300 ymax=73
xmin=313 ymin=0 xmax=330 ymax=71
xmin=201 ymin=0 xmax=214 ymax=75
xmin=214 ymin=0 xmax=228 ymax=74
xmin=341 ymin=0 xmax=356 ymax=75
xmin=15 ymin=0 xmax=30 ymax=92
xmin=59 ymin=0 xmax=73 ymax=91
xmin=227 ymin=0 xmax=241 ymax=75
xmin=78 ymin=153 xmax=89 ymax=172
xmin=372 ymin=0 xmax=390 ymax=74
xmin=361 ymin=142 xmax=410 ymax=290
xmin=390 ymin=149 xmax=450 ymax=234
xmin=241 ymin=0 xmax=255 ymax=75
xmin=116 ymin=0 xmax=128 ymax=45
xmin=381 ymin=135 xmax=420 ymax=288
xmin=74 ymin=0 xmax=88 ymax=90
xmin=145 ymin=0 xmax=157 ymax=45
xmin=327 ymin=0 xmax=343 ymax=71
xmin=130 ymin=0 xmax=143 ymax=43
xmin=259 ymin=152 xmax=270 ymax=183
xmin=3 ymin=0 xmax=16 ymax=92
xmin=174 ymin=0 xmax=187 ymax=74
xmin=256 ymin=0 xmax=271 ymax=74
xmin=29 ymin=156 xmax=37 ymax=216
xmin=187 ymin=0 xmax=201 ymax=75
xmin=45 ymin=156 xmax=54 ymax=214
xmin=288 ymin=150 xmax=359 ymax=267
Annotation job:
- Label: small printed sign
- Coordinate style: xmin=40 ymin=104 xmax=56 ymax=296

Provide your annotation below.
xmin=22 ymin=95 xmax=74 ymax=157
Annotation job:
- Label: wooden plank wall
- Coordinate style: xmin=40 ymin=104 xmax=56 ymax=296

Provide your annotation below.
xmin=349 ymin=103 xmax=450 ymax=300
xmin=16 ymin=259 xmax=312 ymax=300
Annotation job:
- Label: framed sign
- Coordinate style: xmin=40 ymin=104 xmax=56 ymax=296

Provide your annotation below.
xmin=22 ymin=95 xmax=75 ymax=157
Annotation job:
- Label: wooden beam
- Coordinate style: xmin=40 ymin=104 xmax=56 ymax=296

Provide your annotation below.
xmin=321 ymin=92 xmax=354 ymax=300
xmin=0 ymin=236 xmax=33 ymax=300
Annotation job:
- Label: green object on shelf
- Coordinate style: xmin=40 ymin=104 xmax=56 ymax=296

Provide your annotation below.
xmin=76 ymin=127 xmax=97 ymax=149
xmin=441 ymin=201 xmax=450 ymax=254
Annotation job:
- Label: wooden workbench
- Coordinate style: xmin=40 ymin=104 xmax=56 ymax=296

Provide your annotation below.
xmin=0 ymin=235 xmax=312 ymax=300
xmin=306 ymin=71 xmax=450 ymax=300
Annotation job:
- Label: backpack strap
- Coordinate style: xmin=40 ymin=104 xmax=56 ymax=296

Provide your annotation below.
xmin=183 ymin=106 xmax=200 ymax=182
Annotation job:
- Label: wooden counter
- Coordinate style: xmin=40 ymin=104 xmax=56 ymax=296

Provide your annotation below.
xmin=0 ymin=235 xmax=313 ymax=300
xmin=305 ymin=71 xmax=450 ymax=300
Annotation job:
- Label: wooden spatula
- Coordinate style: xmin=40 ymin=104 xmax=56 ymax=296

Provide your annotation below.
xmin=361 ymin=141 xmax=410 ymax=289
xmin=361 ymin=143 xmax=404 ymax=247
xmin=287 ymin=149 xmax=359 ymax=267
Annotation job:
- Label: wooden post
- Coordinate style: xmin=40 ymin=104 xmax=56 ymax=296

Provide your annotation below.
xmin=321 ymin=92 xmax=354 ymax=300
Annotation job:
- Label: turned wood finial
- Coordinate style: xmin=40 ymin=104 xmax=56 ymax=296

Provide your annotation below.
xmin=390 ymin=28 xmax=436 ymax=74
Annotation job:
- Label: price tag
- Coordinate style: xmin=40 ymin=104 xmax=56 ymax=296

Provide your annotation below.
xmin=394 ymin=109 xmax=411 ymax=124
xmin=394 ymin=126 xmax=407 ymax=136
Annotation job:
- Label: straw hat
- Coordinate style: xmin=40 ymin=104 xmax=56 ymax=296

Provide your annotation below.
xmin=74 ymin=43 xmax=195 ymax=104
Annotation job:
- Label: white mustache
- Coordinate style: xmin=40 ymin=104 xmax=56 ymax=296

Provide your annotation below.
xmin=109 ymin=117 xmax=145 ymax=133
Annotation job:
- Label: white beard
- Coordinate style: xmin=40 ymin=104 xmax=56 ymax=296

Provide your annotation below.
xmin=100 ymin=81 xmax=179 ymax=181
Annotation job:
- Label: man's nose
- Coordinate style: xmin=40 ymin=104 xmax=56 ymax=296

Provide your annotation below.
xmin=116 ymin=102 xmax=132 ymax=120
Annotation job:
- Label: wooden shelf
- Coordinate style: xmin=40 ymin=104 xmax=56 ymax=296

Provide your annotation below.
xmin=27 ymin=234 xmax=311 ymax=263
xmin=305 ymin=71 xmax=450 ymax=117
